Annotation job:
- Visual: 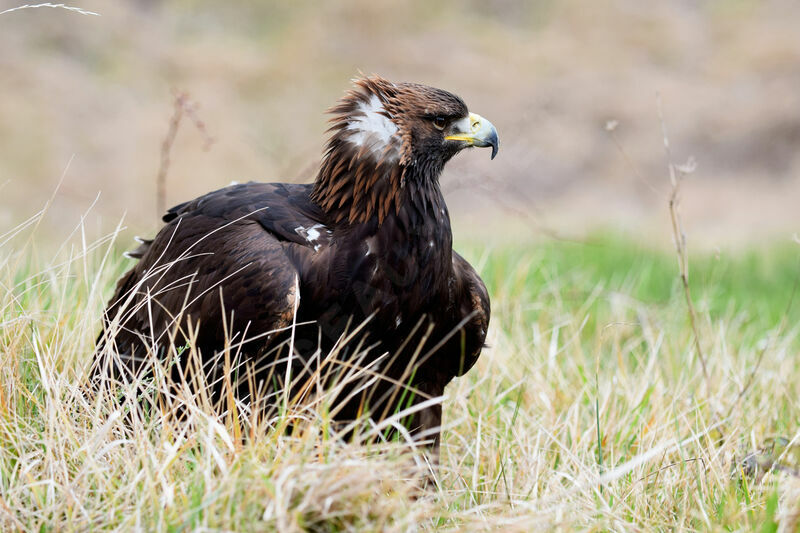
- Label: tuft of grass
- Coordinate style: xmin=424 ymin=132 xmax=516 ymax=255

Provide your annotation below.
xmin=1 ymin=205 xmax=799 ymax=530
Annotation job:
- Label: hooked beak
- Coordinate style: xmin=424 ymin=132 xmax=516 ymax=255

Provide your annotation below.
xmin=444 ymin=112 xmax=499 ymax=159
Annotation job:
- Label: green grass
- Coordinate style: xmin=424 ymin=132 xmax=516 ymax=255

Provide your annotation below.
xmin=472 ymin=235 xmax=800 ymax=337
xmin=1 ymin=224 xmax=799 ymax=530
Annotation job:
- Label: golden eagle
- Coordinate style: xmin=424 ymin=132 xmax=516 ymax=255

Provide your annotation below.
xmin=96 ymin=76 xmax=498 ymax=451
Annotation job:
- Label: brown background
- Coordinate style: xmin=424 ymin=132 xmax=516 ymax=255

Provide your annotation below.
xmin=1 ymin=0 xmax=798 ymax=248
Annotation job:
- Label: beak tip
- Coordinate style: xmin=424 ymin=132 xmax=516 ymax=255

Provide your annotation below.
xmin=488 ymin=130 xmax=499 ymax=160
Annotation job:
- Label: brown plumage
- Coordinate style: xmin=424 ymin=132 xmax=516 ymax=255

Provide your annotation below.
xmin=95 ymin=76 xmax=499 ymax=452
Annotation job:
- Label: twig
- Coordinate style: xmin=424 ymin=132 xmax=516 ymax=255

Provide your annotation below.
xmin=0 ymin=3 xmax=100 ymax=16
xmin=156 ymin=90 xmax=214 ymax=220
xmin=656 ymin=94 xmax=710 ymax=386
xmin=444 ymin=173 xmax=582 ymax=243
xmin=728 ymin=253 xmax=800 ymax=417
xmin=604 ymin=119 xmax=665 ymax=198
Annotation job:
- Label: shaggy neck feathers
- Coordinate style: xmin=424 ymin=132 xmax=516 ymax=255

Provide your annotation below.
xmin=311 ymin=77 xmax=443 ymax=226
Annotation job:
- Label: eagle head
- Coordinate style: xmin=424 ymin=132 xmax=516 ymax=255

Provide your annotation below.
xmin=313 ymin=76 xmax=499 ymax=224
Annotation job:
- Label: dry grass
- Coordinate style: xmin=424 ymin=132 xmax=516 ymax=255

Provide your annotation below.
xmin=0 ymin=3 xmax=100 ymax=17
xmin=1 ymin=196 xmax=799 ymax=531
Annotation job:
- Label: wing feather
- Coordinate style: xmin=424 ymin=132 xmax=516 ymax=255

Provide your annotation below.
xmin=101 ymin=182 xmax=323 ymax=368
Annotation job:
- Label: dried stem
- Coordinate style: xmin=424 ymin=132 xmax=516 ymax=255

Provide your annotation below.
xmin=0 ymin=3 xmax=100 ymax=16
xmin=156 ymin=90 xmax=214 ymax=220
xmin=656 ymin=94 xmax=710 ymax=387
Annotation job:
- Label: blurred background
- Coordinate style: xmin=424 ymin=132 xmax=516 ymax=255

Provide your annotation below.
xmin=1 ymin=0 xmax=798 ymax=248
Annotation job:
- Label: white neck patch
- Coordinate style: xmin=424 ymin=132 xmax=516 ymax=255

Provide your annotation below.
xmin=346 ymin=94 xmax=399 ymax=157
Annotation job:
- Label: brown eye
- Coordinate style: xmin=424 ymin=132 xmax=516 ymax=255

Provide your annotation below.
xmin=432 ymin=116 xmax=446 ymax=130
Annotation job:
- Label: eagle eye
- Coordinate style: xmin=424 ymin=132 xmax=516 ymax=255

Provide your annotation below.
xmin=432 ymin=116 xmax=446 ymax=130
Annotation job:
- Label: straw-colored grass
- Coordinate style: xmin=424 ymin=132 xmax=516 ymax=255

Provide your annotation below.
xmin=1 ymin=207 xmax=799 ymax=531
